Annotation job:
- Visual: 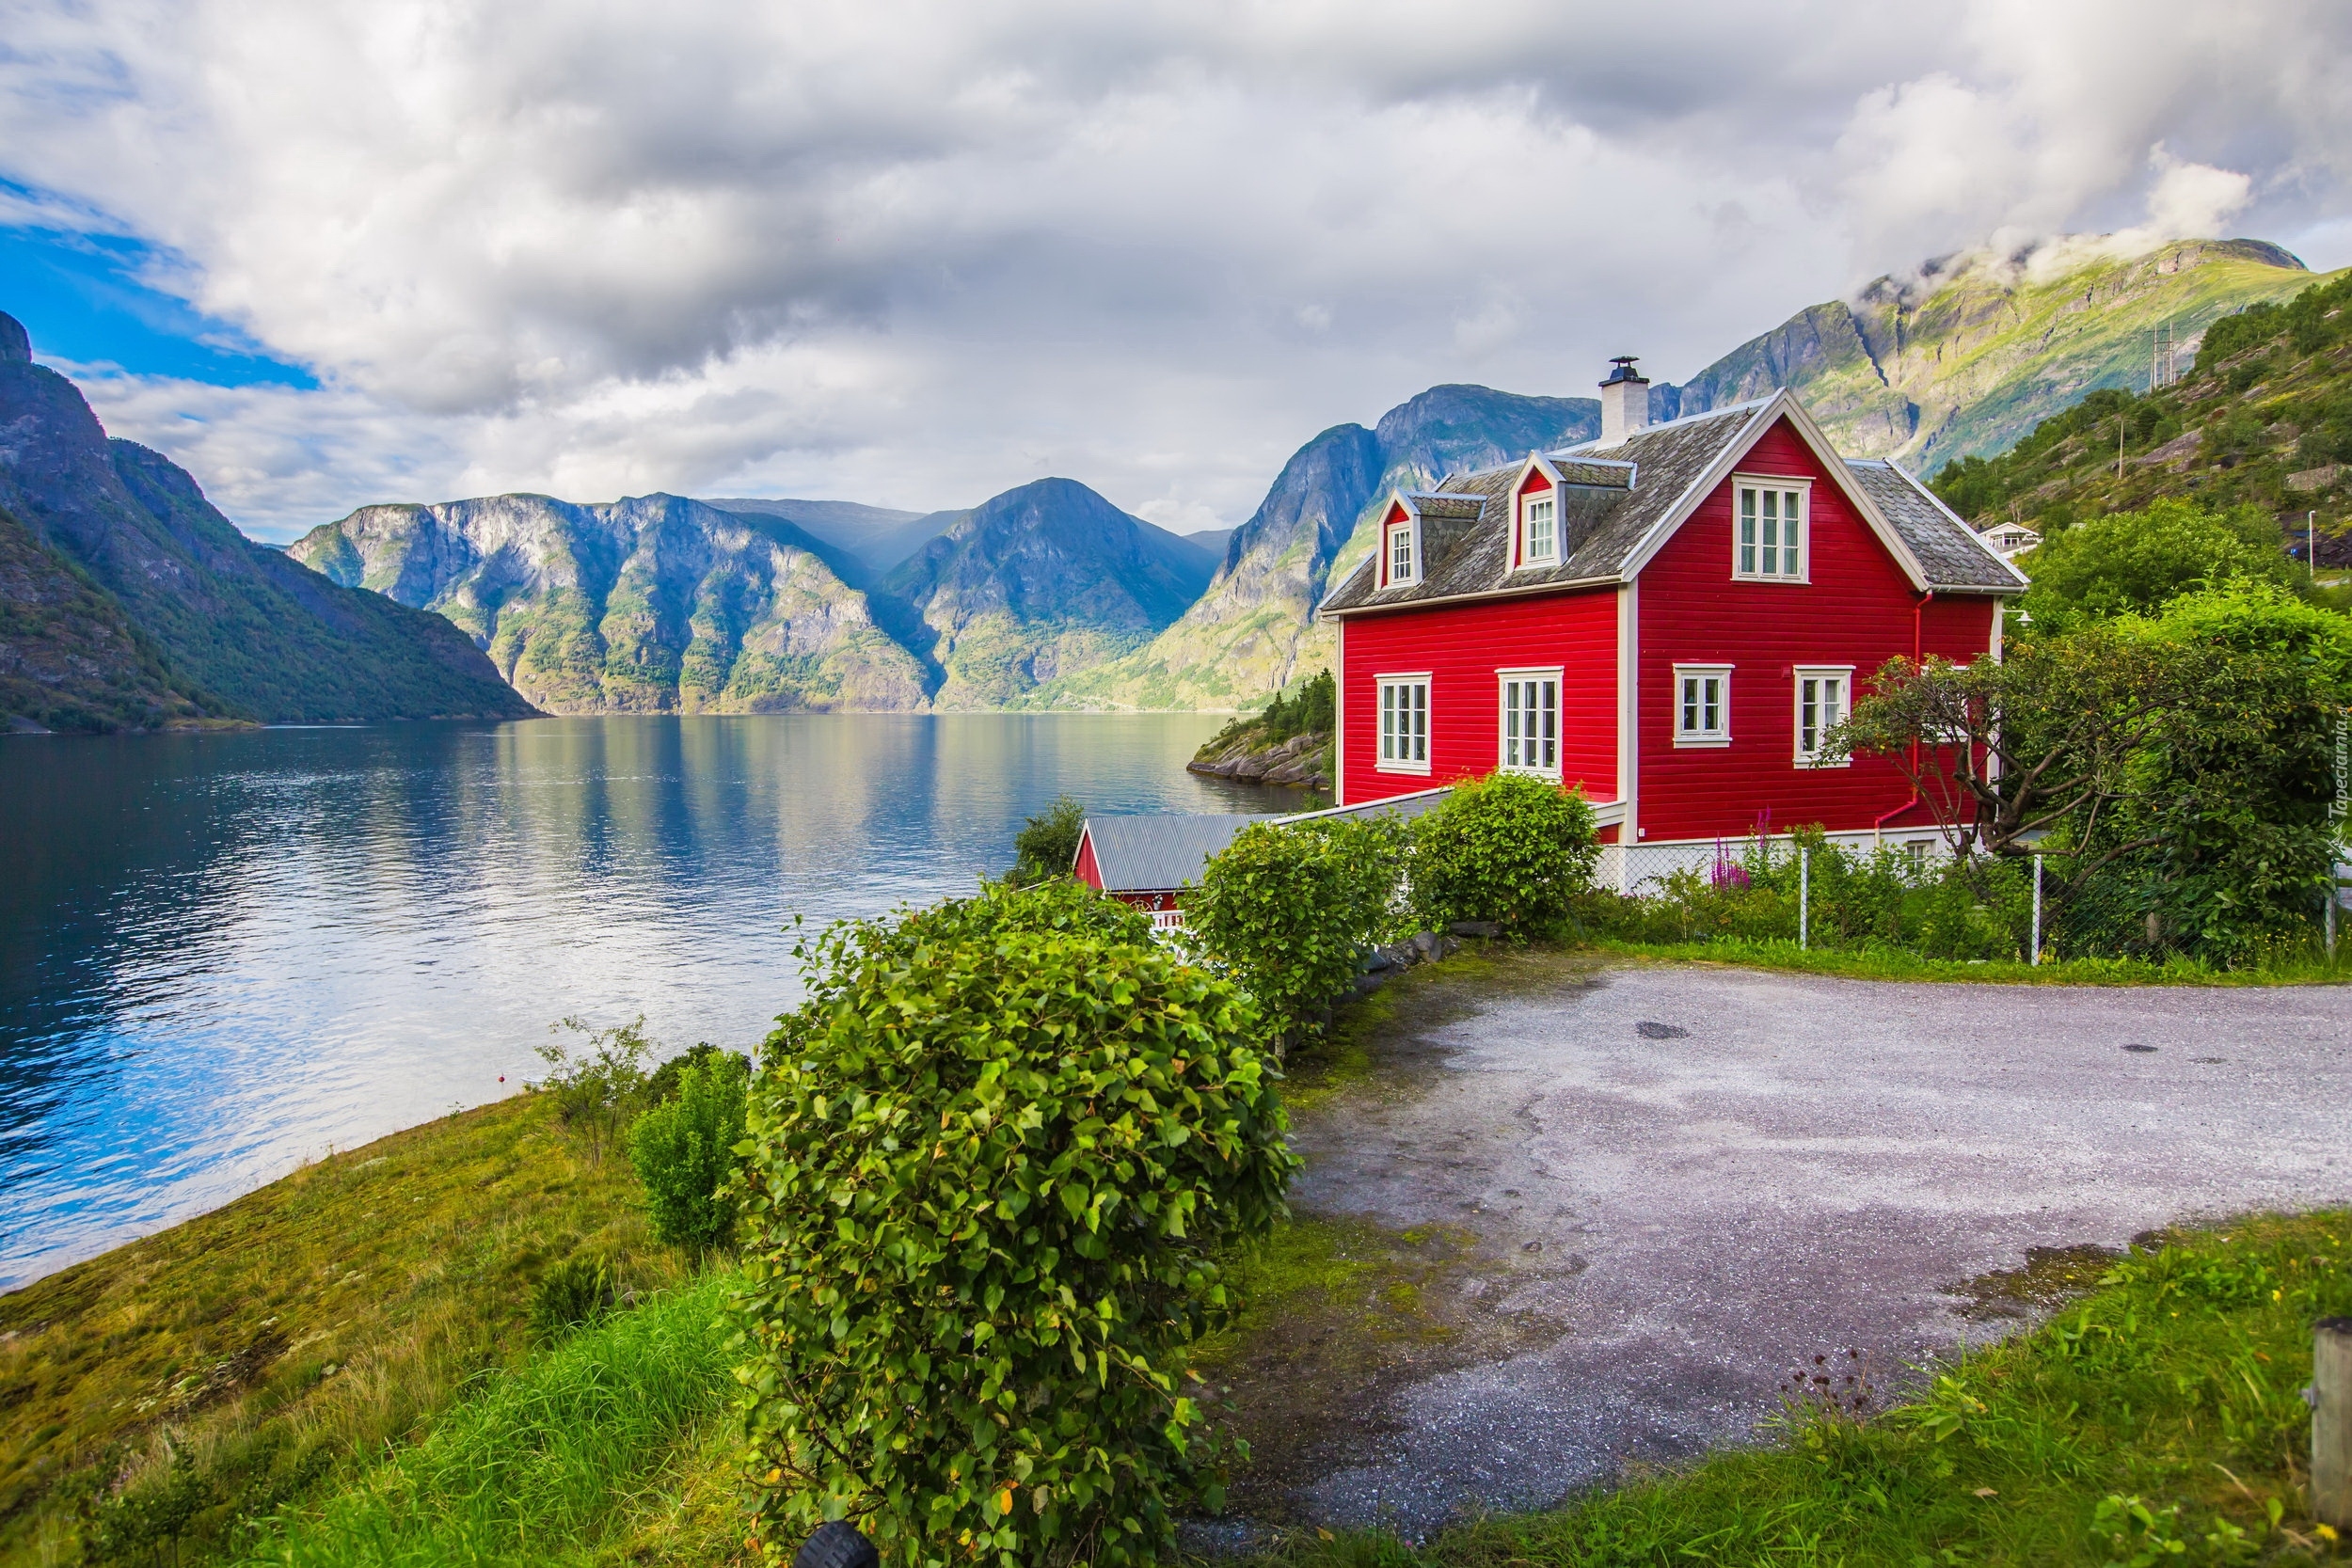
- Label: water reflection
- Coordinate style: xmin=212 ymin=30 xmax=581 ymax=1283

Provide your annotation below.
xmin=0 ymin=715 xmax=1282 ymax=1289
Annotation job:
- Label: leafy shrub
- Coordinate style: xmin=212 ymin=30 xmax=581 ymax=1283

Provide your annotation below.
xmin=1186 ymin=816 xmax=1406 ymax=1051
xmin=1407 ymin=772 xmax=1599 ymax=936
xmin=1009 ymin=795 xmax=1086 ymax=885
xmin=645 ymin=1042 xmax=748 ymax=1106
xmin=628 ymin=1051 xmax=751 ymax=1253
xmin=733 ymin=880 xmax=1297 ymax=1566
xmin=531 ymin=1254 xmax=616 ymax=1342
xmin=531 ymin=1016 xmax=653 ymax=1161
xmin=2017 ymin=499 xmax=2302 ymax=631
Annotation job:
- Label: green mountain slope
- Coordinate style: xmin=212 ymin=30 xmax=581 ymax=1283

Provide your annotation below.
xmin=1927 ymin=267 xmax=2352 ymax=559
xmin=1670 ymin=238 xmax=2330 ymax=472
xmin=880 ymin=477 xmax=1217 ymax=708
xmin=0 ymin=502 xmax=233 ymax=733
xmin=1028 ymin=387 xmax=1596 ymax=711
xmin=0 ymin=312 xmax=533 ymax=723
xmin=291 ymin=494 xmax=929 ymax=714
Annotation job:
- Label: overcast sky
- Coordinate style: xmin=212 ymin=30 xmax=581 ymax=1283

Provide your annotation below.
xmin=5 ymin=0 xmax=2352 ymax=542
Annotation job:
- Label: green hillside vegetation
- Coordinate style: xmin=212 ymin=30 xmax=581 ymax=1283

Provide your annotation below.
xmin=1931 ymin=265 xmax=2352 ymax=562
xmin=0 ymin=503 xmax=241 ymax=733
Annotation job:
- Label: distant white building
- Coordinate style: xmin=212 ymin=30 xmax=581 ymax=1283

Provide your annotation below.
xmin=1978 ymin=520 xmax=2041 ymax=562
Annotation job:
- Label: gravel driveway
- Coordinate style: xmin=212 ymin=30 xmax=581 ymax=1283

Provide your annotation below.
xmin=1277 ymin=956 xmax=2352 ymax=1535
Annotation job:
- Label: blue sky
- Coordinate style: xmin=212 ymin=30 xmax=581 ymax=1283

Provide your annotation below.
xmin=1 ymin=208 xmax=313 ymax=388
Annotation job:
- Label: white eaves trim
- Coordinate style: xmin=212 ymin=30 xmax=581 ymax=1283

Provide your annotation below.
xmin=1612 ymin=389 xmax=1933 ymax=594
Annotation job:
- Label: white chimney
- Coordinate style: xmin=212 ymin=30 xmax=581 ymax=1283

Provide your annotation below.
xmin=1598 ymin=356 xmax=1650 ymax=447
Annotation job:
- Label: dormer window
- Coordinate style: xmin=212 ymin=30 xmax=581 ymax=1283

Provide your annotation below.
xmin=1520 ymin=492 xmax=1557 ymax=566
xmin=1388 ymin=520 xmax=1416 ymax=585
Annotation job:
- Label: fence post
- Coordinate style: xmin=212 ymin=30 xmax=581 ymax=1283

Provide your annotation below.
xmin=1799 ymin=847 xmax=1809 ymax=950
xmin=2030 ymin=854 xmax=2042 ymax=966
xmin=2317 ymin=1317 xmax=2352 ymax=1530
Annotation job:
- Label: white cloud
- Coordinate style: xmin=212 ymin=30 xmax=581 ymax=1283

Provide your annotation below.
xmin=8 ymin=0 xmax=2352 ymax=540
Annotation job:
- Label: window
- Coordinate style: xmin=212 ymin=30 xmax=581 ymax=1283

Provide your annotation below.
xmin=1377 ymin=675 xmax=1430 ymax=771
xmin=1734 ymin=477 xmax=1807 ymax=581
xmin=1519 ymin=492 xmax=1557 ymax=566
xmin=1674 ymin=664 xmax=1731 ymax=747
xmin=1793 ymin=665 xmax=1852 ymax=766
xmin=1387 ymin=522 xmax=1416 ymax=585
xmin=1498 ymin=670 xmax=1560 ymax=774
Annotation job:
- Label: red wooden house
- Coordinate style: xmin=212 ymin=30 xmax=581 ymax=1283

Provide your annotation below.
xmin=1317 ymin=361 xmax=2027 ymax=879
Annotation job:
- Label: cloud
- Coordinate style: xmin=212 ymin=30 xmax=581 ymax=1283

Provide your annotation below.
xmin=6 ymin=0 xmax=2352 ymax=540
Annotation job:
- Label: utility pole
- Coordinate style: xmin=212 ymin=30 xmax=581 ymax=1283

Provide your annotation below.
xmin=2117 ymin=415 xmax=2125 ymax=480
xmin=2312 ymin=511 xmax=2319 ymax=578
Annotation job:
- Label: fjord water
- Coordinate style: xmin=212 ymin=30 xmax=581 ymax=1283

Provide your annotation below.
xmin=0 ymin=715 xmax=1276 ymax=1290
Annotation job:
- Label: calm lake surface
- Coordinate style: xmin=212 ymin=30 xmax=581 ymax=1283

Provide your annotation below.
xmin=0 ymin=714 xmax=1289 ymax=1291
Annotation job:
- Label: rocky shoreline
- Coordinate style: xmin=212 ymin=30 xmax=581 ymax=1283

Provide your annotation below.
xmin=1185 ymin=726 xmax=1331 ymax=789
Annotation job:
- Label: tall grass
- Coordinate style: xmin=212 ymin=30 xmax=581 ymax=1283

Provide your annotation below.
xmin=238 ymin=1272 xmax=740 ymax=1567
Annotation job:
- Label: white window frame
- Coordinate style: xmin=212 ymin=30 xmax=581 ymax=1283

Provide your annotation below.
xmin=1732 ymin=475 xmax=1810 ymax=583
xmin=1376 ymin=673 xmax=1431 ymax=773
xmin=1792 ymin=665 xmax=1853 ymax=767
xmin=1496 ymin=667 xmax=1562 ymax=777
xmin=1518 ymin=489 xmax=1559 ymax=568
xmin=1673 ymin=663 xmax=1732 ymax=748
xmin=1385 ymin=516 xmax=1420 ymax=587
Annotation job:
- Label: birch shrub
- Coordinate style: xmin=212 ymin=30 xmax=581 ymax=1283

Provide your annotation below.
xmin=1184 ymin=817 xmax=1406 ymax=1051
xmin=1408 ymin=772 xmax=1600 ymax=937
xmin=732 ymin=879 xmax=1298 ymax=1567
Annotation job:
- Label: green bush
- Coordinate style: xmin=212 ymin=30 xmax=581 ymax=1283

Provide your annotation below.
xmin=530 ymin=1255 xmax=616 ymax=1343
xmin=1407 ymin=772 xmax=1599 ymax=936
xmin=628 ymin=1052 xmax=751 ymax=1253
xmin=1009 ymin=795 xmax=1087 ymax=886
xmin=645 ymin=1042 xmax=748 ymax=1106
xmin=1185 ymin=816 xmax=1406 ymax=1051
xmin=530 ymin=1016 xmax=653 ymax=1161
xmin=733 ymin=881 xmax=1297 ymax=1567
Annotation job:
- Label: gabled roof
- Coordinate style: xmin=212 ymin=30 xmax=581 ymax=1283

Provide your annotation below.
xmin=1078 ymin=814 xmax=1259 ymax=893
xmin=1318 ymin=390 xmax=2023 ymax=616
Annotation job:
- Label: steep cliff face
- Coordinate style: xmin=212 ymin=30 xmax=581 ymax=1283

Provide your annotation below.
xmin=1034 ymin=386 xmax=1597 ymax=709
xmin=0 ymin=313 xmax=532 ymax=723
xmin=293 ymin=494 xmax=928 ymax=713
xmin=879 ymin=477 xmax=1216 ymax=707
xmin=1670 ymin=239 xmax=2327 ymax=472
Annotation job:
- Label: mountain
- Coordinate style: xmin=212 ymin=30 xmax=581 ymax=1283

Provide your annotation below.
xmin=700 ymin=497 xmax=959 ymax=586
xmin=0 ymin=501 xmax=232 ymax=732
xmin=877 ymin=477 xmax=1217 ymax=707
xmin=1924 ymin=265 xmax=2352 ymax=555
xmin=0 ymin=312 xmax=532 ymax=724
xmin=1183 ymin=526 xmax=1237 ymax=563
xmin=1032 ymin=237 xmax=2327 ymax=713
xmin=291 ymin=494 xmax=929 ymax=713
xmin=1027 ymin=386 xmax=1597 ymax=709
xmin=1667 ymin=238 xmax=2326 ymax=474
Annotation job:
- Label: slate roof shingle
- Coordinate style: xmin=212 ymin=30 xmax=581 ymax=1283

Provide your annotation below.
xmin=1318 ymin=392 xmax=2024 ymax=614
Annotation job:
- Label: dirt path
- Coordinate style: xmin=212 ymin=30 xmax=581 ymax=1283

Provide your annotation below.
xmin=1239 ymin=953 xmax=2352 ymax=1537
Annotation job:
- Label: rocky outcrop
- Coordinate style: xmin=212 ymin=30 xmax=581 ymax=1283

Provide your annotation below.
xmin=1186 ymin=727 xmax=1330 ymax=789
xmin=293 ymin=493 xmax=928 ymax=714
xmin=0 ymin=312 xmax=531 ymax=724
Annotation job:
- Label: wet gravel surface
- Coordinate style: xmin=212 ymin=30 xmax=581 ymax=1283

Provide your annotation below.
xmin=1279 ymin=959 xmax=2352 ymax=1535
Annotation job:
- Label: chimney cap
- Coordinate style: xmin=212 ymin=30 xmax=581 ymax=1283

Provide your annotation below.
xmin=1600 ymin=355 xmax=1646 ymax=387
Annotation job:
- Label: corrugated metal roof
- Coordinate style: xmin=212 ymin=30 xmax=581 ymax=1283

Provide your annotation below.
xmin=1077 ymin=787 xmax=1461 ymax=893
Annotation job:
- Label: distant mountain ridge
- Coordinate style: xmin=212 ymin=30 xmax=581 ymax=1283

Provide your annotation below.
xmin=0 ymin=311 xmax=532 ymax=729
xmin=291 ymin=477 xmax=1220 ymax=713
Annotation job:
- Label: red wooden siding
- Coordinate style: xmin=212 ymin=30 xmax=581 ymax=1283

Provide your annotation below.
xmin=1073 ymin=829 xmax=1102 ymax=889
xmin=1632 ymin=417 xmax=1994 ymax=841
xmin=1339 ymin=586 xmax=1618 ymax=805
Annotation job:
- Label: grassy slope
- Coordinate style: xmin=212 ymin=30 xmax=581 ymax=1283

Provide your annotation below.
xmin=0 ymin=1095 xmax=695 ymax=1566
xmin=1931 ymin=267 xmax=2352 ymax=547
